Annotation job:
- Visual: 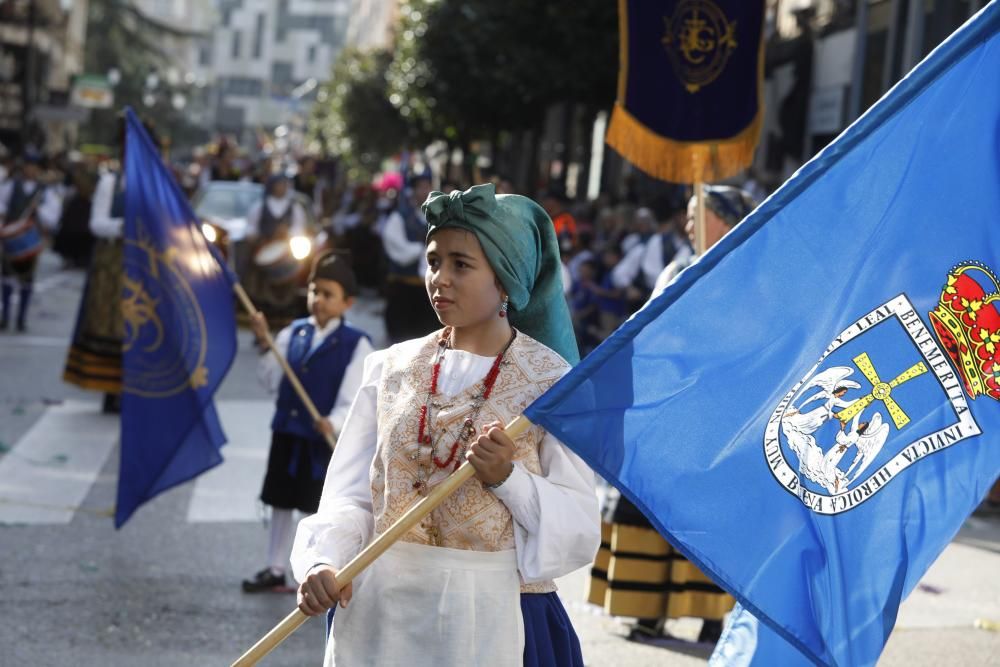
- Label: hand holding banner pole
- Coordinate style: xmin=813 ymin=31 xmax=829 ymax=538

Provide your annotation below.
xmin=232 ymin=282 xmax=336 ymax=450
xmin=230 ymin=415 xmax=534 ymax=667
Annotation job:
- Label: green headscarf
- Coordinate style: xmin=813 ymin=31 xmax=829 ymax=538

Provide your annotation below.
xmin=422 ymin=183 xmax=580 ymax=365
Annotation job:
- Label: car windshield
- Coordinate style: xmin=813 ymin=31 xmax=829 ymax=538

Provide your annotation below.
xmin=195 ymin=185 xmax=263 ymax=219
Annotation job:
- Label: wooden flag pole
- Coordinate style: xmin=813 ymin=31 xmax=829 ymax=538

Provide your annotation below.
xmin=694 ymin=180 xmax=707 ymax=255
xmin=230 ymin=415 xmax=535 ymax=667
xmin=232 ymin=283 xmax=336 ymax=450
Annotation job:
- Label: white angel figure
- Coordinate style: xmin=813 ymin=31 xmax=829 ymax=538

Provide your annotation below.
xmin=818 ymin=412 xmax=878 ymax=492
xmin=781 ymin=366 xmax=861 ymax=459
xmin=843 ymin=411 xmax=890 ymax=484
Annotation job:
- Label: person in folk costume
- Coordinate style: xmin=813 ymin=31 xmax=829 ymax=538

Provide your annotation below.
xmin=639 ymin=205 xmax=692 ymax=293
xmin=242 ymin=251 xmax=374 ymax=593
xmin=247 ymin=173 xmax=308 ymax=241
xmin=590 ymin=185 xmax=757 ymax=645
xmin=62 ymin=120 xmax=159 ymax=412
xmin=292 ymin=184 xmax=600 ymax=666
xmin=243 ymin=173 xmax=308 ymax=310
xmin=380 ymin=173 xmax=440 ymax=343
xmin=52 ymin=161 xmax=98 ymax=268
xmin=0 ymin=151 xmax=62 ymax=331
xmin=608 ymin=207 xmax=659 ymax=313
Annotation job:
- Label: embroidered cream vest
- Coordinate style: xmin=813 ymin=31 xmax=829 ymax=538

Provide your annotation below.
xmin=372 ymin=329 xmax=570 ymax=594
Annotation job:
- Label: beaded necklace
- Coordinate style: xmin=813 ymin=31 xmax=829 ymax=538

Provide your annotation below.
xmin=410 ymin=326 xmax=516 ymax=495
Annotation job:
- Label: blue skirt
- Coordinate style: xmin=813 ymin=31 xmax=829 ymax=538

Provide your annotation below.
xmin=328 ymin=592 xmax=584 ymax=665
xmin=522 ymin=592 xmax=585 ymax=667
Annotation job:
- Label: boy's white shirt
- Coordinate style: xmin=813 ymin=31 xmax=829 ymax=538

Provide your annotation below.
xmin=257 ymin=315 xmax=374 ymax=434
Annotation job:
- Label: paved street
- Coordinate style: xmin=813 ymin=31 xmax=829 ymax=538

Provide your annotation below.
xmin=1 ymin=252 xmax=999 ymax=666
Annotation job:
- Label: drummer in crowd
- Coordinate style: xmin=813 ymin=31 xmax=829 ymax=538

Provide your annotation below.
xmin=0 ymin=150 xmax=62 ymax=332
xmin=247 ymin=173 xmax=307 ymax=242
xmin=243 ymin=173 xmax=310 ymax=312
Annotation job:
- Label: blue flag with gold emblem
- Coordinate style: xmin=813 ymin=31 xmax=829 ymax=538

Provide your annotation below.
xmin=606 ymin=0 xmax=765 ymax=183
xmin=117 ymin=109 xmax=237 ymax=528
xmin=527 ymin=3 xmax=1000 ymax=665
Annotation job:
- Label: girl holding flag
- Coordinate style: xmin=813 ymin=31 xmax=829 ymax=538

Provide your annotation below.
xmin=290 ymin=184 xmax=600 ymax=666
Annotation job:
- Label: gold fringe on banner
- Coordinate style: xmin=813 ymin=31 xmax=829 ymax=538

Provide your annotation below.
xmin=609 ymin=0 xmax=766 ymax=185
xmin=605 ymin=101 xmax=763 ymax=185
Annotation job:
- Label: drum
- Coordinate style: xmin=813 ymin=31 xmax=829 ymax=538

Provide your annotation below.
xmin=253 ymin=239 xmax=299 ymax=285
xmin=1 ymin=220 xmax=44 ymax=263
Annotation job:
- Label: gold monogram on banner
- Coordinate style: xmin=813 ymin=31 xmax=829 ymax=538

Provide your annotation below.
xmin=662 ymin=0 xmax=738 ymax=93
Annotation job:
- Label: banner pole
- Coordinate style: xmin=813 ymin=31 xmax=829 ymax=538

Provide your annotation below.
xmin=230 ymin=415 xmax=535 ymax=667
xmin=232 ymin=282 xmax=336 ymax=450
xmin=694 ymin=180 xmax=707 ymax=255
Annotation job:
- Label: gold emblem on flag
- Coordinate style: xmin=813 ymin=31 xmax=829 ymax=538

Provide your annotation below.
xmin=123 ymin=220 xmax=211 ymax=397
xmin=662 ymin=0 xmax=738 ymax=93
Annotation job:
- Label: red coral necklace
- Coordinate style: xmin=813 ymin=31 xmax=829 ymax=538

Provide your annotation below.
xmin=411 ymin=326 xmax=516 ymax=494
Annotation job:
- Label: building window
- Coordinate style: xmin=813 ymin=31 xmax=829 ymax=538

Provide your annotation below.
xmin=199 ymin=41 xmax=212 ymax=66
xmin=276 ymin=0 xmax=290 ymax=42
xmin=307 ymin=45 xmax=317 ymax=64
xmin=232 ymin=30 xmax=242 ymax=59
xmin=253 ymin=14 xmax=266 ymax=59
xmin=222 ymin=77 xmax=263 ymax=97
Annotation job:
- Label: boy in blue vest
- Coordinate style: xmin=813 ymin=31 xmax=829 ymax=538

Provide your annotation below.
xmin=243 ymin=250 xmax=373 ymax=593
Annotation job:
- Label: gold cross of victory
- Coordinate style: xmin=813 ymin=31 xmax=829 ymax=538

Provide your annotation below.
xmin=835 ymin=352 xmax=928 ymax=429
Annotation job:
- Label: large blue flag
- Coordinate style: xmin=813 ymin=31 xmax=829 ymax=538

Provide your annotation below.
xmin=526 ymin=3 xmax=1000 ymax=665
xmin=117 ymin=109 xmax=237 ymax=527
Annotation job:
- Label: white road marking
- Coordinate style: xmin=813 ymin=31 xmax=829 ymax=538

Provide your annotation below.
xmin=186 ymin=400 xmax=272 ymax=523
xmin=0 ymin=401 xmax=118 ymax=525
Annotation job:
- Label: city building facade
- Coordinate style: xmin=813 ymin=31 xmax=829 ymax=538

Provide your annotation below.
xmin=0 ymin=0 xmax=89 ymax=153
xmin=207 ymin=0 xmax=352 ymax=145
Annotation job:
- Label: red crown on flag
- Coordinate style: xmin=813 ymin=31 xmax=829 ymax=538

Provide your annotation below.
xmin=928 ymin=261 xmax=1000 ymax=401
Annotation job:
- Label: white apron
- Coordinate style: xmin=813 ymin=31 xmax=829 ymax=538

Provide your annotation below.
xmin=327 ymin=541 xmax=524 ymax=666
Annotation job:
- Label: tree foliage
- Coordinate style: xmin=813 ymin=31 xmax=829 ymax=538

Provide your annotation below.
xmin=387 ymin=0 xmax=617 ymax=142
xmin=310 ymin=48 xmax=411 ymax=178
xmin=311 ymin=0 xmax=618 ymax=169
xmin=81 ymin=0 xmax=206 ymax=149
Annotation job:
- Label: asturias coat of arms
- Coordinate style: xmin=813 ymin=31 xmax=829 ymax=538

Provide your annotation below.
xmin=765 ymin=262 xmax=995 ymax=514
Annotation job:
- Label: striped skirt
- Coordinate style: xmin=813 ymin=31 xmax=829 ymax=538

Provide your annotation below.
xmin=63 ymin=239 xmax=123 ymax=392
xmin=588 ymin=499 xmax=734 ymax=622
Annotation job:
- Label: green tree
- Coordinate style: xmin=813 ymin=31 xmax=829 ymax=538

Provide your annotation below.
xmin=386 ymin=0 xmax=617 ymax=183
xmin=310 ymin=49 xmax=412 ymax=179
xmin=81 ymin=0 xmax=207 ymax=151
